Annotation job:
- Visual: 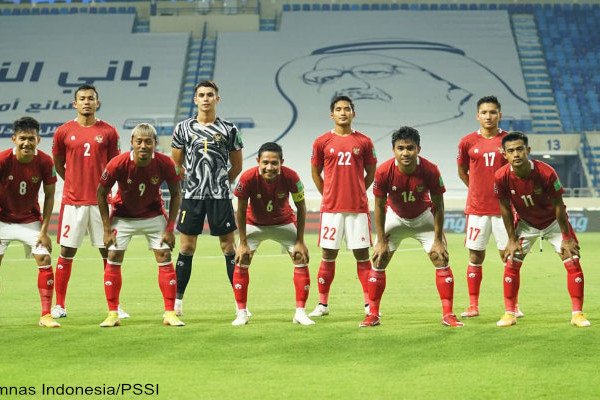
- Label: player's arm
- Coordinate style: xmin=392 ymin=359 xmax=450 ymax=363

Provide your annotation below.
xmin=97 ymin=184 xmax=116 ymax=249
xmin=234 ymin=197 xmax=252 ymax=265
xmin=53 ymin=153 xmax=66 ymax=180
xmin=37 ymin=183 xmax=55 ymax=252
xmin=371 ymin=195 xmax=390 ymax=268
xmin=292 ymin=196 xmax=309 ymax=265
xmin=430 ymin=194 xmax=449 ymax=266
xmin=171 ymin=147 xmax=185 ymax=177
xmin=364 ymin=163 xmax=376 ymax=190
xmin=458 ymin=164 xmax=469 ymax=187
xmin=228 ymin=149 xmax=243 ymax=182
xmin=499 ymin=198 xmax=522 ymax=261
xmin=553 ymin=196 xmax=579 ymax=259
xmin=161 ymin=180 xmax=181 ymax=251
xmin=311 ymin=164 xmax=324 ymax=195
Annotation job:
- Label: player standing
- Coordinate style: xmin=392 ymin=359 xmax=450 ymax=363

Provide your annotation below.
xmin=232 ymin=142 xmax=314 ymax=326
xmin=367 ymin=126 xmax=463 ymax=327
xmin=308 ymin=96 xmax=377 ymax=318
xmin=494 ymin=132 xmax=589 ymax=327
xmin=171 ymin=80 xmax=243 ymax=316
xmin=0 ymin=117 xmax=59 ymax=327
xmin=97 ymin=123 xmax=183 ymax=327
xmin=457 ymin=95 xmax=522 ymax=318
xmin=51 ymin=85 xmax=128 ymax=319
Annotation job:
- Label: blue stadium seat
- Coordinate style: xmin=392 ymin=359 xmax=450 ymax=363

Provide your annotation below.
xmin=321 ymin=3 xmax=330 ymax=11
xmin=282 ymin=4 xmax=291 ymax=12
xmin=89 ymin=6 xmax=97 ymax=13
xmin=98 ymin=7 xmax=107 ymax=14
xmin=332 ymin=4 xmax=340 ymax=11
xmin=429 ymin=3 xmax=438 ymax=10
xmin=361 ymin=4 xmax=369 ymax=10
xmin=380 ymin=3 xmax=389 ymax=10
xmin=117 ymin=6 xmax=126 ymax=13
xmin=31 ymin=7 xmax=40 ymax=14
xmin=371 ymin=4 xmax=380 ymax=10
xmin=459 ymin=4 xmax=468 ymax=10
xmin=399 ymin=3 xmax=408 ymax=10
xmin=349 ymin=4 xmax=358 ymax=11
xmin=341 ymin=3 xmax=350 ymax=11
xmin=301 ymin=4 xmax=310 ymax=11
xmin=69 ymin=7 xmax=78 ymax=13
xmin=79 ymin=7 xmax=88 ymax=13
xmin=310 ymin=3 xmax=320 ymax=11
xmin=291 ymin=4 xmax=300 ymax=11
xmin=390 ymin=3 xmax=399 ymax=10
xmin=108 ymin=6 xmax=116 ymax=13
xmin=50 ymin=8 xmax=58 ymax=14
xmin=59 ymin=7 xmax=68 ymax=14
xmin=126 ymin=6 xmax=135 ymax=13
xmin=12 ymin=8 xmax=20 ymax=14
xmin=21 ymin=8 xmax=30 ymax=14
xmin=409 ymin=3 xmax=418 ymax=10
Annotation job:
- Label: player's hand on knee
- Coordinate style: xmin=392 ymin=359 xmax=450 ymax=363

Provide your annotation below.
xmin=36 ymin=232 xmax=52 ymax=253
xmin=161 ymin=232 xmax=176 ymax=250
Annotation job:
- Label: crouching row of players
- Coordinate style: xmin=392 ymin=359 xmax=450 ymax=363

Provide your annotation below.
xmin=0 ymin=117 xmax=589 ymax=328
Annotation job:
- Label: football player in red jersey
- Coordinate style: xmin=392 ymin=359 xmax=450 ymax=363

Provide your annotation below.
xmin=97 ymin=123 xmax=182 ymax=327
xmin=0 ymin=117 xmax=59 ymax=327
xmin=308 ymin=96 xmax=377 ymax=319
xmin=232 ymin=142 xmax=313 ymax=326
xmin=494 ymin=131 xmax=589 ymax=327
xmin=51 ymin=84 xmax=128 ymax=320
xmin=367 ymin=126 xmax=463 ymax=328
xmin=457 ymin=95 xmax=524 ymax=318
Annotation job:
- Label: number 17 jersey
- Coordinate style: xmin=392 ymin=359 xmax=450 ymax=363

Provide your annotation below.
xmin=311 ymin=130 xmax=377 ymax=213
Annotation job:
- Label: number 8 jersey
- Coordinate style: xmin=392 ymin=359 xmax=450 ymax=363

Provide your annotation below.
xmin=52 ymin=120 xmax=120 ymax=205
xmin=311 ymin=130 xmax=377 ymax=213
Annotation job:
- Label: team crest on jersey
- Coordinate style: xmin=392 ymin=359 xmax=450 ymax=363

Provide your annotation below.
xmin=8 ymin=175 xmax=13 ymax=180
xmin=510 ymin=189 xmax=515 ymax=195
xmin=277 ymin=192 xmax=286 ymax=199
xmin=95 ymin=135 xmax=103 ymax=143
xmin=391 ymin=186 xmax=397 ymax=191
xmin=352 ymin=147 xmax=360 ymax=155
xmin=31 ymin=176 xmax=40 ymax=184
xmin=257 ymin=194 xmax=262 ymax=199
xmin=127 ymin=178 xmax=132 ymax=184
xmin=151 ymin=176 xmax=160 ymax=185
xmin=213 ymin=133 xmax=223 ymax=144
xmin=101 ymin=170 xmax=109 ymax=181
xmin=329 ymin=148 xmax=335 ymax=154
xmin=416 ymin=185 xmax=424 ymax=192
xmin=534 ymin=186 xmax=543 ymax=195
xmin=474 ymin=148 xmax=479 ymax=154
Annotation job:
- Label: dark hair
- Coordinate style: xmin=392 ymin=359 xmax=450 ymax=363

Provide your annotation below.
xmin=330 ymin=95 xmax=355 ymax=112
xmin=477 ymin=95 xmax=501 ymax=111
xmin=502 ymin=131 xmax=528 ymax=148
xmin=194 ymin=80 xmax=219 ymax=95
xmin=13 ymin=116 xmax=40 ymax=134
xmin=74 ymin=84 xmax=99 ymax=100
xmin=391 ymin=126 xmax=420 ymax=147
xmin=257 ymin=142 xmax=283 ymax=159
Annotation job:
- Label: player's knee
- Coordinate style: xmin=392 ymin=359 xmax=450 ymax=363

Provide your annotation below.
xmin=429 ymin=251 xmax=445 ymax=267
xmin=36 ymin=254 xmax=51 ymax=266
xmin=60 ymin=246 xmax=77 ymax=258
xmin=154 ymin=249 xmax=171 ymax=264
xmin=468 ymin=249 xmax=485 ymax=264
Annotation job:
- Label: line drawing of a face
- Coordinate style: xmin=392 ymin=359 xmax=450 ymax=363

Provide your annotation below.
xmin=273 ymin=40 xmax=528 ymax=146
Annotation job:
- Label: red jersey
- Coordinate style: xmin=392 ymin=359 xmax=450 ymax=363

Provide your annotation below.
xmin=494 ymin=160 xmax=564 ymax=230
xmin=457 ymin=129 xmax=507 ymax=215
xmin=234 ymin=166 xmax=303 ymax=226
xmin=99 ymin=151 xmax=180 ymax=219
xmin=311 ymin=130 xmax=377 ymax=213
xmin=52 ymin=119 xmax=120 ymax=205
xmin=0 ymin=149 xmax=57 ymax=224
xmin=373 ymin=156 xmax=445 ymax=219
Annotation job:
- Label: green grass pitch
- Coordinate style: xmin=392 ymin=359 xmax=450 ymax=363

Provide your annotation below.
xmin=1 ymin=233 xmax=599 ymax=399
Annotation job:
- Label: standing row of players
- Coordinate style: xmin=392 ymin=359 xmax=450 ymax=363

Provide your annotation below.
xmin=0 ymin=82 xmax=589 ymax=328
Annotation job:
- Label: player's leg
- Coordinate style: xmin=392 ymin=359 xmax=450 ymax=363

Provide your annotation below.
xmin=52 ymin=204 xmax=88 ymax=318
xmin=462 ymin=215 xmax=492 ymax=318
xmin=207 ymin=199 xmax=238 ymax=287
xmin=491 ymin=216 xmax=523 ymax=318
xmin=543 ymin=222 xmax=589 ymax=327
xmin=89 ymin=205 xmax=129 ymax=319
xmin=174 ymin=199 xmax=206 ymax=315
xmin=309 ymin=212 xmax=344 ymax=317
xmin=100 ymin=250 xmax=124 ymax=328
xmin=345 ymin=213 xmax=372 ymax=313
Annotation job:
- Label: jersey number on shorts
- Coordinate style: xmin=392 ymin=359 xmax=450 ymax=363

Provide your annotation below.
xmin=337 ymin=152 xmax=351 ymax=166
xmin=179 ymin=210 xmax=186 ymax=223
xmin=468 ymin=227 xmax=480 ymax=241
xmin=483 ymin=152 xmax=495 ymax=166
xmin=62 ymin=225 xmax=71 ymax=238
xmin=322 ymin=226 xmax=337 ymax=240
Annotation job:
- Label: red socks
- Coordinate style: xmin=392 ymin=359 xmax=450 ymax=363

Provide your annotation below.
xmin=466 ymin=264 xmax=482 ymax=307
xmin=502 ymin=257 xmax=523 ymax=313
xmin=564 ymin=257 xmax=584 ymax=312
xmin=316 ymin=260 xmax=336 ymax=305
xmin=232 ymin=265 xmax=249 ymax=309
xmin=367 ymin=269 xmax=386 ymax=316
xmin=436 ymin=267 xmax=455 ymax=315
xmin=37 ymin=266 xmax=54 ymax=315
xmin=158 ymin=263 xmax=177 ymax=311
xmin=54 ymin=256 xmax=73 ymax=308
xmin=103 ymin=263 xmax=122 ymax=311
xmin=357 ymin=260 xmax=371 ymax=304
xmin=293 ymin=266 xmax=310 ymax=308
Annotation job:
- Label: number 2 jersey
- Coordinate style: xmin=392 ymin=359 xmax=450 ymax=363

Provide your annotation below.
xmin=52 ymin=120 xmax=120 ymax=205
xmin=234 ymin=166 xmax=304 ymax=226
xmin=311 ymin=130 xmax=377 ymax=213
xmin=99 ymin=151 xmax=180 ymax=218
xmin=0 ymin=149 xmax=57 ymax=224
xmin=457 ymin=129 xmax=507 ymax=215
xmin=373 ymin=156 xmax=445 ymax=219
xmin=494 ymin=159 xmax=564 ymax=230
